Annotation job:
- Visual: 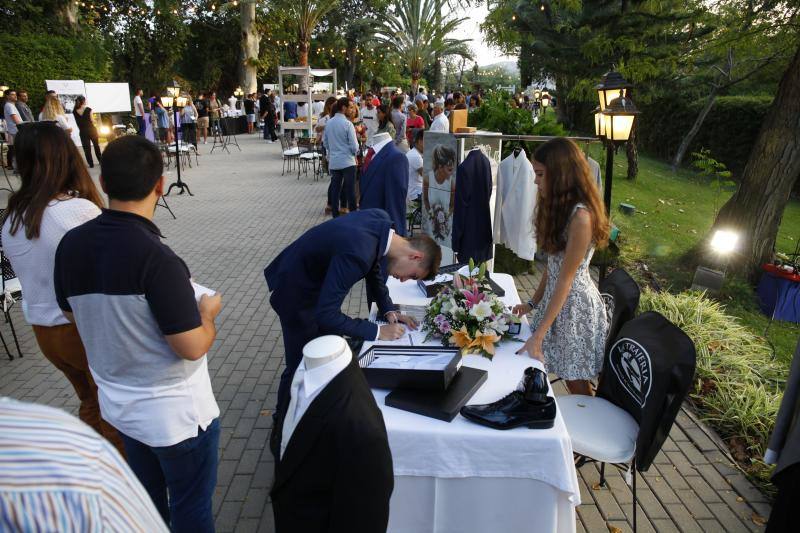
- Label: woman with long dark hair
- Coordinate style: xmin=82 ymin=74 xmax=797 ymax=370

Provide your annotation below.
xmin=513 ymin=137 xmax=610 ymax=396
xmin=375 ymin=104 xmax=396 ymax=138
xmin=0 ymin=122 xmax=124 ymax=453
xmin=73 ymin=95 xmax=103 ymax=168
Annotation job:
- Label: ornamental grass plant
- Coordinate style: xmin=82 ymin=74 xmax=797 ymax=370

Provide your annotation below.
xmin=639 ymin=289 xmax=784 ymax=485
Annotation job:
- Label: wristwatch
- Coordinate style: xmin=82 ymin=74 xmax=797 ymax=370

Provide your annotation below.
xmin=526 ymin=299 xmax=536 ymax=310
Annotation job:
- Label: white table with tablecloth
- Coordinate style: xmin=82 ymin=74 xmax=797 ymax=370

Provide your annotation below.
xmin=362 ymin=273 xmax=580 ymax=533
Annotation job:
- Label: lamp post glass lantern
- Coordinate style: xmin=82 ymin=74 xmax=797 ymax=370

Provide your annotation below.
xmin=0 ymin=85 xmax=8 ymax=98
xmin=595 ymin=71 xmax=632 ymax=111
xmin=163 ymin=86 xmax=193 ymax=197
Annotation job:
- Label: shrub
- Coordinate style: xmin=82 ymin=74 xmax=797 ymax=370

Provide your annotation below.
xmin=636 ymin=95 xmax=772 ymax=177
xmin=0 ymin=31 xmax=110 ymax=111
xmin=639 ymin=289 xmax=782 ymax=486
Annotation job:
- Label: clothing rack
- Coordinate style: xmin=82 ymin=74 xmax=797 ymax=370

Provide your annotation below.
xmin=453 ymin=133 xmax=599 ymax=143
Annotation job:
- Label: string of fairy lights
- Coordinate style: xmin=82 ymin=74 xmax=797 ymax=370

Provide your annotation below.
xmin=72 ymin=1 xmax=401 ymax=68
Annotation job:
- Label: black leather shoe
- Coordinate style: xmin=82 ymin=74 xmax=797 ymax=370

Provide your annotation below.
xmin=459 ymin=367 xmax=556 ymax=430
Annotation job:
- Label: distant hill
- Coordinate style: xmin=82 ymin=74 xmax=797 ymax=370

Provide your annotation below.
xmin=480 ymin=60 xmax=519 ymax=75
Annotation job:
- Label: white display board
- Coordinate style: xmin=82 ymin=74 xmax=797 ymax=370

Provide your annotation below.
xmin=85 ymin=82 xmax=131 ymax=113
xmin=46 ymin=79 xmax=85 ymax=147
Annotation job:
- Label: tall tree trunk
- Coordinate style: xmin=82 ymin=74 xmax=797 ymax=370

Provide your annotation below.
xmin=433 ymin=53 xmax=442 ymax=93
xmin=345 ymin=45 xmax=356 ymax=88
xmin=671 ymin=86 xmax=719 ymax=171
xmin=555 ymin=74 xmax=569 ymax=125
xmin=626 ymin=121 xmax=638 ymax=180
xmin=56 ymin=0 xmax=79 ymax=33
xmin=298 ymin=28 xmax=309 ymax=66
xmin=710 ymin=45 xmax=800 ymax=282
xmin=240 ymin=2 xmax=259 ymax=94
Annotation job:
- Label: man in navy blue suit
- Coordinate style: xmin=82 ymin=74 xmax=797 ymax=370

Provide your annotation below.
xmin=264 ymin=209 xmax=441 ymax=455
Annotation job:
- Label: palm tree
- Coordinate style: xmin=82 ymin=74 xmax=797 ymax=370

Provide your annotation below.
xmin=374 ymin=0 xmax=472 ymax=93
xmin=291 ymin=0 xmax=342 ymax=66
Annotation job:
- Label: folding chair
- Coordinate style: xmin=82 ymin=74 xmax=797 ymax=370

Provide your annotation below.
xmin=0 ymin=249 xmax=23 ymax=360
xmin=279 ymin=134 xmax=300 ymax=176
xmin=558 ymin=311 xmax=696 ymax=531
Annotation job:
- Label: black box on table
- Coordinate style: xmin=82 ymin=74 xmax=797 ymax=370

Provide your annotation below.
xmin=358 ymin=345 xmax=461 ymax=391
xmin=385 ymin=366 xmax=488 ymax=422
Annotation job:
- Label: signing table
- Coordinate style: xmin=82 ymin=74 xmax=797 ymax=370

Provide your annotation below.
xmin=362 ymin=273 xmax=580 ymax=533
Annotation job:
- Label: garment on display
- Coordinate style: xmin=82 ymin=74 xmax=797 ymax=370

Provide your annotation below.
xmin=271 ymin=335 xmax=393 ymax=532
xmin=494 ymin=148 xmax=537 ymax=260
xmin=460 ymin=367 xmax=556 ymax=430
xmin=452 ymin=148 xmax=494 ymax=264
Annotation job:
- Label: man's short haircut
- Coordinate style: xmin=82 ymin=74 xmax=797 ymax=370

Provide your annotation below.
xmin=433 ymin=101 xmax=445 ymax=110
xmin=391 ymin=95 xmax=404 ymax=109
xmin=408 ymin=234 xmax=442 ymax=280
xmin=100 ymin=136 xmax=163 ymax=201
xmin=413 ymin=128 xmax=424 ymax=145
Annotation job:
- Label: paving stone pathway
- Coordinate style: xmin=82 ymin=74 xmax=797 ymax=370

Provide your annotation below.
xmin=0 ymin=133 xmax=771 ymax=532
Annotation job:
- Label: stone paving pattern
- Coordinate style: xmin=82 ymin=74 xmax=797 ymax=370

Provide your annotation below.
xmin=0 ymin=134 xmax=771 ymax=532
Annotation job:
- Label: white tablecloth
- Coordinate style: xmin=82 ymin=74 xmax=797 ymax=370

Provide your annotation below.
xmin=365 ymin=274 xmax=580 ymax=533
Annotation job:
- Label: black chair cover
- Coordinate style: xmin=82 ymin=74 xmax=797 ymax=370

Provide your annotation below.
xmin=597 ymin=311 xmax=697 ymax=471
xmin=599 ymin=268 xmax=640 ymax=354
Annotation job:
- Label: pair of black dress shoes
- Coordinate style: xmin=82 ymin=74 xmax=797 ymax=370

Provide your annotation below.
xmin=460 ymin=367 xmax=556 ymax=430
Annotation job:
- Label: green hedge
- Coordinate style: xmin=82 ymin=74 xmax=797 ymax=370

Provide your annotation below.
xmin=0 ymin=31 xmax=110 ymax=110
xmin=637 ymin=95 xmax=773 ymax=176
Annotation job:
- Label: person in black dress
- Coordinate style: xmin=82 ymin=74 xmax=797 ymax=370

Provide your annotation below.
xmin=72 ymin=96 xmax=102 ymax=168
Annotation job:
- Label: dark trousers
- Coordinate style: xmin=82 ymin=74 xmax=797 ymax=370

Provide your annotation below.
xmin=79 ymin=132 xmax=102 ymax=167
xmin=120 ymin=419 xmax=220 ymax=533
xmin=6 ymin=145 xmax=13 ymax=169
xmin=329 ymin=166 xmax=357 ymax=217
xmin=181 ymin=123 xmax=197 ymax=147
xmin=136 ymin=116 xmax=146 ymax=136
xmin=270 ymin=295 xmax=320 ymax=457
xmin=264 ymin=116 xmax=277 ymax=141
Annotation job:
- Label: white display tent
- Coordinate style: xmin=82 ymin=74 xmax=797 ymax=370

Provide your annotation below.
xmin=84 ymin=83 xmax=132 ymax=113
xmin=277 ymin=66 xmax=337 ymax=137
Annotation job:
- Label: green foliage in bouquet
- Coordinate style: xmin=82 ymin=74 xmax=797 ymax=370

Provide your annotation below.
xmin=422 ymin=260 xmax=520 ymax=359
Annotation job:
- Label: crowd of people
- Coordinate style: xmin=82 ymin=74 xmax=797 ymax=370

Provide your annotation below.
xmin=0 ymin=79 xmax=620 ymax=531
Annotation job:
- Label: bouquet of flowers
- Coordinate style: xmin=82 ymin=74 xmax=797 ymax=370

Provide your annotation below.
xmin=422 ymin=260 xmax=520 ymax=359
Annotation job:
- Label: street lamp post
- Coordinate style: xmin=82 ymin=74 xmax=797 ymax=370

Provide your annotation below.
xmin=540 ymin=91 xmax=550 ymax=116
xmin=0 ymin=85 xmax=8 ymax=98
xmin=593 ymin=72 xmax=638 ymax=216
xmin=161 ymin=83 xmax=193 ymax=196
xmin=233 ymin=87 xmax=244 ymax=111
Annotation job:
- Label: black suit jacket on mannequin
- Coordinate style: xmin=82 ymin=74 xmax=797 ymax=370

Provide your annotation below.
xmin=271 ymin=356 xmax=394 ymax=533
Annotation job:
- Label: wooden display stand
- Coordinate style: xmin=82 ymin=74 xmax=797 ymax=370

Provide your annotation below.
xmin=277 ymin=66 xmax=337 ymax=137
xmin=450 ymin=109 xmax=468 ymax=133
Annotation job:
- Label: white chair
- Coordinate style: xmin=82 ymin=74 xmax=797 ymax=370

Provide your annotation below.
xmin=0 ymin=249 xmax=22 ymax=360
xmin=559 ymin=311 xmax=696 ymax=532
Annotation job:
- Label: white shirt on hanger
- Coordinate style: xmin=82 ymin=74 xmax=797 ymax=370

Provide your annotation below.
xmin=494 ymin=149 xmax=537 ymax=260
xmin=280 ymin=350 xmax=352 ymax=459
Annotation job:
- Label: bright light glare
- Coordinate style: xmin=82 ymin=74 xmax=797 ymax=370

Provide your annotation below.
xmin=710 ymin=230 xmax=738 ymax=255
xmin=99 ymin=125 xmax=111 ymax=136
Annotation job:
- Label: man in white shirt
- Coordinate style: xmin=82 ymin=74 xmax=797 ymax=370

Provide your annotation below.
xmin=3 ymin=89 xmax=22 ymax=169
xmin=429 ymin=101 xmax=449 ymax=133
xmin=360 ymin=95 xmax=378 ymax=141
xmin=133 ymin=89 xmax=145 ymax=136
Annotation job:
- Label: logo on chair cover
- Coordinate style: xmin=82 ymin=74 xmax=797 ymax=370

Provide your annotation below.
xmin=609 ymin=337 xmax=652 ymax=408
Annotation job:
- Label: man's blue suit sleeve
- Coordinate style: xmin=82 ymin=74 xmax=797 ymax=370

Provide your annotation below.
xmin=386 ymin=152 xmax=409 ymax=236
xmin=315 ymin=253 xmax=380 ymax=340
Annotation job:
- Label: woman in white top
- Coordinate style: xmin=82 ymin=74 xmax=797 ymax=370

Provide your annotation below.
xmin=39 ymin=94 xmax=73 ymax=134
xmin=0 ymin=122 xmax=124 ymax=454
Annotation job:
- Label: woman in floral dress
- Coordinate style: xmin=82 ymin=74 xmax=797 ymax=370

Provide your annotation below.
xmin=513 ymin=138 xmax=610 ymax=396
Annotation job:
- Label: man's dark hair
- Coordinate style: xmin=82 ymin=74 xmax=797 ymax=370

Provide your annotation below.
xmin=391 ymin=95 xmax=404 ymax=109
xmin=413 ymin=128 xmax=424 ymax=146
xmin=332 ymin=97 xmax=350 ymax=115
xmin=100 ymin=136 xmax=163 ymax=201
xmin=408 ymin=234 xmax=442 ymax=280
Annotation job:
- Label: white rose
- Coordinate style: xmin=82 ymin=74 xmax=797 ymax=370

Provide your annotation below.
xmin=469 ymin=301 xmax=493 ymax=321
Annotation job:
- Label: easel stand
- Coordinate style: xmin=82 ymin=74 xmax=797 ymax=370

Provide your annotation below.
xmin=210 ymin=118 xmax=229 ymax=154
xmin=223 ymin=118 xmax=241 ymax=151
xmin=165 ymin=104 xmax=193 ymax=196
